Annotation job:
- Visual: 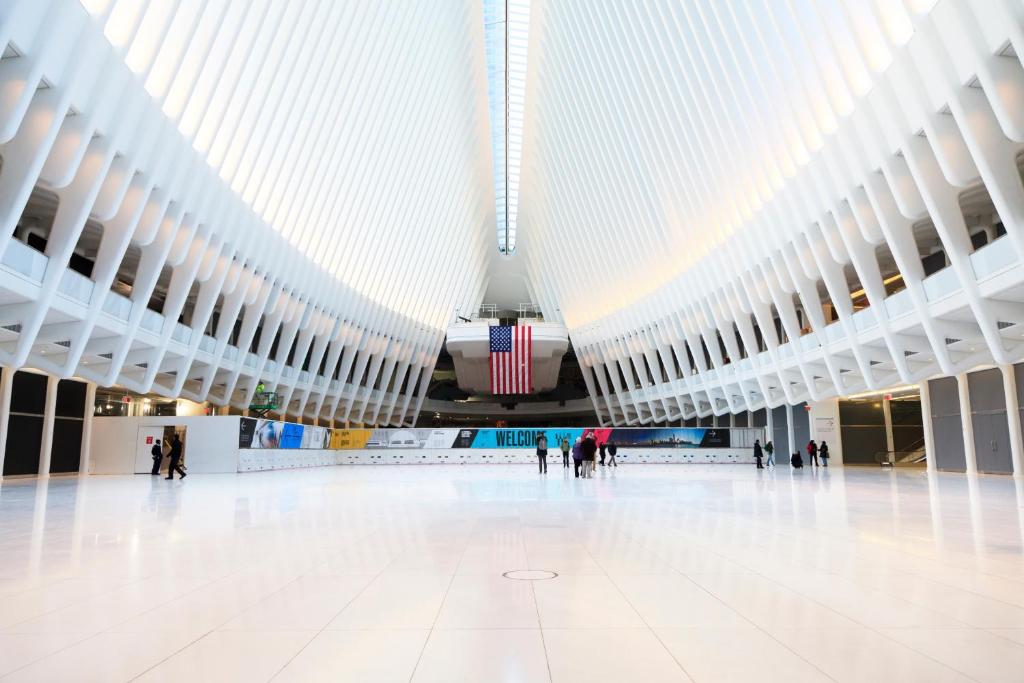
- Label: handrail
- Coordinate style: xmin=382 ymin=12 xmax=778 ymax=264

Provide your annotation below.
xmin=874 ymin=448 xmax=927 ymax=467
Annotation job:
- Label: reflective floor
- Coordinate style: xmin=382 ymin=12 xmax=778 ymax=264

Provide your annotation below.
xmin=2 ymin=464 xmax=1024 ymax=682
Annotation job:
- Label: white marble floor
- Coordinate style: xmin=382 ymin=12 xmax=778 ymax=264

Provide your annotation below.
xmin=1 ymin=464 xmax=1024 ymax=682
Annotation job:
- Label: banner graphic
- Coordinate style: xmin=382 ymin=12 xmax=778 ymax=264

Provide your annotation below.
xmin=239 ymin=422 xmax=743 ymax=451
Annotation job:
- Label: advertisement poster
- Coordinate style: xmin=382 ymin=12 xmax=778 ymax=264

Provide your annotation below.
xmin=240 ymin=422 xmax=739 ymax=451
xmin=301 ymin=426 xmax=328 ymax=450
xmin=328 ymin=429 xmax=372 ymax=449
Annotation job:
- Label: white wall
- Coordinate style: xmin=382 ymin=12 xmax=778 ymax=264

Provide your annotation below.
xmin=238 ymin=446 xmax=756 ymax=471
xmin=90 ymin=416 xmax=240 ymax=474
xmin=807 ymin=398 xmax=843 ymax=464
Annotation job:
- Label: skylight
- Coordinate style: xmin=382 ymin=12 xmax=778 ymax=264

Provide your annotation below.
xmin=484 ymin=0 xmax=530 ymax=255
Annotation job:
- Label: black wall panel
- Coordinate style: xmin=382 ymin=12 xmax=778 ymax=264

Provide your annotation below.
xmin=3 ymin=414 xmax=43 ymax=476
xmin=50 ymin=419 xmax=83 ymax=473
xmin=55 ymin=379 xmax=86 ymax=418
xmin=11 ymin=371 xmax=46 ymax=414
xmin=968 ymin=368 xmax=1013 ymax=474
xmin=930 ymin=376 xmax=966 ymax=472
xmin=793 ymin=402 xmax=810 ymax=453
xmin=771 ymin=406 xmax=789 ymax=456
xmin=839 ymin=400 xmax=887 ymax=464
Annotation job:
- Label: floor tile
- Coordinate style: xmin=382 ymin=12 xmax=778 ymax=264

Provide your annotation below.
xmin=325 ymin=573 xmax=452 ymax=629
xmin=775 ymin=628 xmax=972 ymax=682
xmin=544 ymin=628 xmax=689 ymax=682
xmin=880 ymin=627 xmax=1024 ymax=683
xmin=612 ymin=575 xmax=748 ymax=628
xmin=656 ymin=627 xmax=826 ymax=682
xmin=532 ymin=575 xmax=644 ymax=628
xmin=272 ymin=629 xmax=428 ymax=682
xmin=435 ymin=575 xmax=540 ymax=629
xmin=134 ymin=630 xmax=314 ymax=682
xmin=412 ymin=628 xmax=549 ymax=682
xmin=219 ymin=575 xmax=374 ymax=631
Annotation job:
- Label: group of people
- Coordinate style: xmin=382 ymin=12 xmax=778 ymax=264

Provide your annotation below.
xmin=752 ymin=438 xmax=829 ymax=469
xmin=534 ymin=434 xmax=617 ymax=477
xmin=150 ymin=434 xmax=187 ymax=480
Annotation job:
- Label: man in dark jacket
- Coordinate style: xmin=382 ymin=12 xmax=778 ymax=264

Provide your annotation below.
xmin=536 ymin=434 xmax=548 ymax=474
xmin=166 ymin=434 xmax=186 ymax=480
xmin=606 ymin=440 xmax=618 ymax=467
xmin=150 ymin=439 xmax=163 ymax=475
xmin=753 ymin=439 xmax=763 ymax=469
xmin=599 ymin=441 xmax=607 ymax=466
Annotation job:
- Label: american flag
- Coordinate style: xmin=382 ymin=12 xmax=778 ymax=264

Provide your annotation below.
xmin=489 ymin=325 xmax=532 ymax=394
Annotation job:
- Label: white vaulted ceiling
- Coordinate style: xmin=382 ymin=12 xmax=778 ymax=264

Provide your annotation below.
xmin=4 ymin=0 xmax=1024 ymax=427
xmin=518 ymin=0 xmax=1024 ymax=425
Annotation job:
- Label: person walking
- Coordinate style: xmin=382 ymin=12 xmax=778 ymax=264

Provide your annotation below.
xmin=572 ymin=437 xmax=583 ymax=478
xmin=166 ymin=434 xmax=186 ymax=480
xmin=561 ymin=437 xmax=571 ymax=468
xmin=599 ymin=441 xmax=607 ymax=466
xmin=606 ymin=440 xmax=618 ymax=467
xmin=581 ymin=435 xmax=597 ymax=478
xmin=150 ymin=439 xmax=163 ymax=475
xmin=819 ymin=441 xmax=829 ymax=467
xmin=806 ymin=440 xmax=818 ymax=467
xmin=753 ymin=439 xmax=763 ymax=469
xmin=536 ymin=434 xmax=548 ymax=474
xmin=764 ymin=440 xmax=775 ymax=467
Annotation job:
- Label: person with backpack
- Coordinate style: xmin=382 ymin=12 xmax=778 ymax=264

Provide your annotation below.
xmin=560 ymin=437 xmax=571 ymax=469
xmin=150 ymin=439 xmax=163 ymax=475
xmin=819 ymin=441 xmax=829 ymax=467
xmin=536 ymin=434 xmax=548 ymax=474
xmin=572 ymin=437 xmax=583 ymax=478
xmin=753 ymin=439 xmax=764 ymax=469
xmin=581 ymin=435 xmax=597 ymax=478
xmin=806 ymin=439 xmax=819 ymax=467
xmin=791 ymin=451 xmax=804 ymax=468
xmin=764 ymin=440 xmax=775 ymax=467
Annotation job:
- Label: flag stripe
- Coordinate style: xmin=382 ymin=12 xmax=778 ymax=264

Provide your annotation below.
xmin=489 ymin=325 xmax=533 ymax=395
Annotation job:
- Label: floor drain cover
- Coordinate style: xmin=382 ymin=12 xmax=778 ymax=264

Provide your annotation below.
xmin=503 ymin=569 xmax=558 ymax=581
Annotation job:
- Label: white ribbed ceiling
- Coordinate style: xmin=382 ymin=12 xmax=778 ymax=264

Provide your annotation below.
xmin=78 ymin=0 xmax=494 ymax=328
xmin=518 ymin=0 xmax=927 ymax=330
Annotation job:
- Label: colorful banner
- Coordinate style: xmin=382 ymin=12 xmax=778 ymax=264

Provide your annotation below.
xmin=240 ymin=421 xmax=738 ymax=450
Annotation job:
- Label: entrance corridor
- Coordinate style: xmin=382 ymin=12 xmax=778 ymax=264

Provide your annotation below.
xmin=1 ymin=465 xmax=1023 ymax=681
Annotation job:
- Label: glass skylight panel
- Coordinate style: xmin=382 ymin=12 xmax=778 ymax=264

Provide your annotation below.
xmin=484 ymin=0 xmax=530 ymax=254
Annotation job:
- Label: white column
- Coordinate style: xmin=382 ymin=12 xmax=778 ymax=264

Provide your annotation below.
xmin=919 ymin=380 xmax=937 ymax=474
xmin=957 ymin=373 xmax=978 ymax=475
xmin=785 ymin=403 xmax=795 ymax=459
xmin=729 ymin=412 xmax=736 ymax=428
xmin=766 ymin=405 xmax=775 ymax=446
xmin=38 ymin=375 xmax=59 ymax=477
xmin=1000 ymin=364 xmax=1024 ymax=477
xmin=79 ymin=382 xmax=97 ymax=475
xmin=0 ymin=368 xmax=13 ymax=478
